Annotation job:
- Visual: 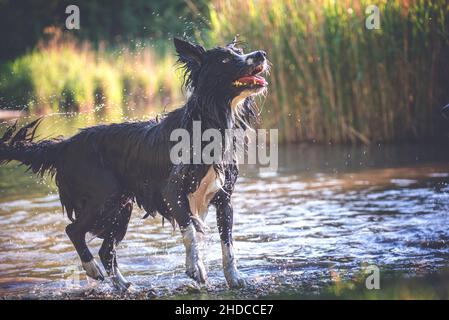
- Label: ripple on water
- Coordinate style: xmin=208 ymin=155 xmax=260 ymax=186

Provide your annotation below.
xmin=1 ymin=144 xmax=449 ymax=298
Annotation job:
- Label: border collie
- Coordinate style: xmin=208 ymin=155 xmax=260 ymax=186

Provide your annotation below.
xmin=0 ymin=37 xmax=268 ymax=290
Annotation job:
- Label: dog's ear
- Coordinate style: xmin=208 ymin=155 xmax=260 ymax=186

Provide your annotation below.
xmin=226 ymin=35 xmax=244 ymax=54
xmin=227 ymin=36 xmax=238 ymax=48
xmin=174 ymin=37 xmax=205 ymax=66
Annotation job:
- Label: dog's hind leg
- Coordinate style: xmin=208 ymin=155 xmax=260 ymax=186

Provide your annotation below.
xmin=99 ymin=236 xmax=131 ymax=291
xmin=99 ymin=200 xmax=133 ymax=291
xmin=213 ymin=193 xmax=246 ymax=288
xmin=66 ymin=222 xmax=105 ymax=281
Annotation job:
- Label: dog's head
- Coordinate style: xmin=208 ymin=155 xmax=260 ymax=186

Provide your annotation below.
xmin=174 ymin=37 xmax=269 ymax=107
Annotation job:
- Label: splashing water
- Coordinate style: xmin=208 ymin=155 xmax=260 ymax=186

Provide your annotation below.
xmin=1 ymin=132 xmax=449 ymax=298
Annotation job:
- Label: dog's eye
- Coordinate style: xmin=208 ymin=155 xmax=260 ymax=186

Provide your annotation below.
xmin=222 ymin=58 xmax=230 ymax=63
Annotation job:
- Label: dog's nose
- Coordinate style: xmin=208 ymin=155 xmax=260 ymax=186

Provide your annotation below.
xmin=255 ymin=50 xmax=267 ymax=61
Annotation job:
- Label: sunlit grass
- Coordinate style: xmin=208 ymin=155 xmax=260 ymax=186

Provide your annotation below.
xmin=329 ymin=271 xmax=449 ymax=299
xmin=0 ymin=32 xmax=183 ymax=118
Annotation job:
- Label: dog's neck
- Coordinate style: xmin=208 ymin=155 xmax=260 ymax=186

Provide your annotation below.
xmin=183 ymin=91 xmax=259 ymax=131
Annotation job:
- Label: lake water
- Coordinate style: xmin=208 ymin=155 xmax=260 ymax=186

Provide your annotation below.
xmin=1 ymin=118 xmax=449 ymax=299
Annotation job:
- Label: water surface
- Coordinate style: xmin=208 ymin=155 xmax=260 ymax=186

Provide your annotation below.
xmin=1 ymin=132 xmax=449 ymax=299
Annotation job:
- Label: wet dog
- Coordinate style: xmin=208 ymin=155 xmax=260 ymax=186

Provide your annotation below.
xmin=0 ymin=37 xmax=268 ymax=290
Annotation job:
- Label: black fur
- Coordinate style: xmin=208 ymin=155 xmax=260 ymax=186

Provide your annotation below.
xmin=0 ymin=37 xmax=268 ymax=287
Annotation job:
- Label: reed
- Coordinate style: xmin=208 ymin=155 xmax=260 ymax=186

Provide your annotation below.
xmin=208 ymin=0 xmax=449 ymax=143
xmin=1 ymin=1 xmax=448 ymax=144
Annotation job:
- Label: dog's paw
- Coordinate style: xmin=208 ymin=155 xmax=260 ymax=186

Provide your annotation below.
xmin=224 ymin=267 xmax=247 ymax=288
xmin=110 ymin=268 xmax=132 ymax=291
xmin=82 ymin=259 xmax=105 ymax=281
xmin=182 ymin=224 xmax=208 ymax=284
xmin=186 ymin=259 xmax=208 ymax=284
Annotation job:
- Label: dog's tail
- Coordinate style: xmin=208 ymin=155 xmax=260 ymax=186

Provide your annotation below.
xmin=0 ymin=118 xmax=63 ymax=176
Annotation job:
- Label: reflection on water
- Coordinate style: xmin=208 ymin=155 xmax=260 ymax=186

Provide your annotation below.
xmin=1 ymin=120 xmax=449 ymax=298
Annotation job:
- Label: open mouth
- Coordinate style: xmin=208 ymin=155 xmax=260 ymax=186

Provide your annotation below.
xmin=232 ymin=64 xmax=267 ymax=89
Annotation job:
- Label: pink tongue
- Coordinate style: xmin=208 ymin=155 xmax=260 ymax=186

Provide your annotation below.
xmin=237 ymin=75 xmax=267 ymax=86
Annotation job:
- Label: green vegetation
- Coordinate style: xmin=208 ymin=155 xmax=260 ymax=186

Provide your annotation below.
xmin=209 ymin=0 xmax=449 ymax=143
xmin=0 ymin=0 xmax=209 ymax=62
xmin=0 ymin=33 xmax=183 ymax=118
xmin=0 ymin=0 xmax=448 ymax=144
xmin=157 ymin=268 xmax=449 ymax=299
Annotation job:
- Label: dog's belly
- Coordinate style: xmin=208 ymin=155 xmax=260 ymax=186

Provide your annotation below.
xmin=188 ymin=167 xmax=224 ymax=220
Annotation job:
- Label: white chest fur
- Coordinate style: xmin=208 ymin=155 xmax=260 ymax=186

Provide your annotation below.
xmin=187 ymin=167 xmax=224 ymax=221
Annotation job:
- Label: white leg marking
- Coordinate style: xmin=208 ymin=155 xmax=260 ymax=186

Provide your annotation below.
xmin=182 ymin=224 xmax=207 ymax=284
xmin=82 ymin=259 xmax=105 ymax=281
xmin=110 ymin=267 xmax=131 ymax=291
xmin=221 ymin=241 xmax=246 ymax=288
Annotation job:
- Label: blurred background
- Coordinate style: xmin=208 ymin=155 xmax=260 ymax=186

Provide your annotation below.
xmin=0 ymin=0 xmax=448 ymax=144
xmin=2 ymin=1 xmax=449 ymax=300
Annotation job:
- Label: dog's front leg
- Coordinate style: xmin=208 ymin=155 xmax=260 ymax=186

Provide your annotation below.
xmin=216 ymin=201 xmax=246 ymax=288
xmin=181 ymin=223 xmax=207 ymax=284
xmin=164 ymin=179 xmax=207 ymax=284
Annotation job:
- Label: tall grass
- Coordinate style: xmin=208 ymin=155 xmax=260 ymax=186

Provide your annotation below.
xmin=209 ymin=0 xmax=449 ymax=143
xmin=0 ymin=29 xmax=183 ymax=120
xmin=1 ymin=2 xmax=448 ymax=144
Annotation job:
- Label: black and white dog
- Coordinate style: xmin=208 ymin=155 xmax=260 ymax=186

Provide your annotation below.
xmin=0 ymin=38 xmax=268 ymax=290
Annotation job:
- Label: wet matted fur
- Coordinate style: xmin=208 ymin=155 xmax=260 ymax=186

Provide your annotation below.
xmin=0 ymin=37 xmax=269 ymax=289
